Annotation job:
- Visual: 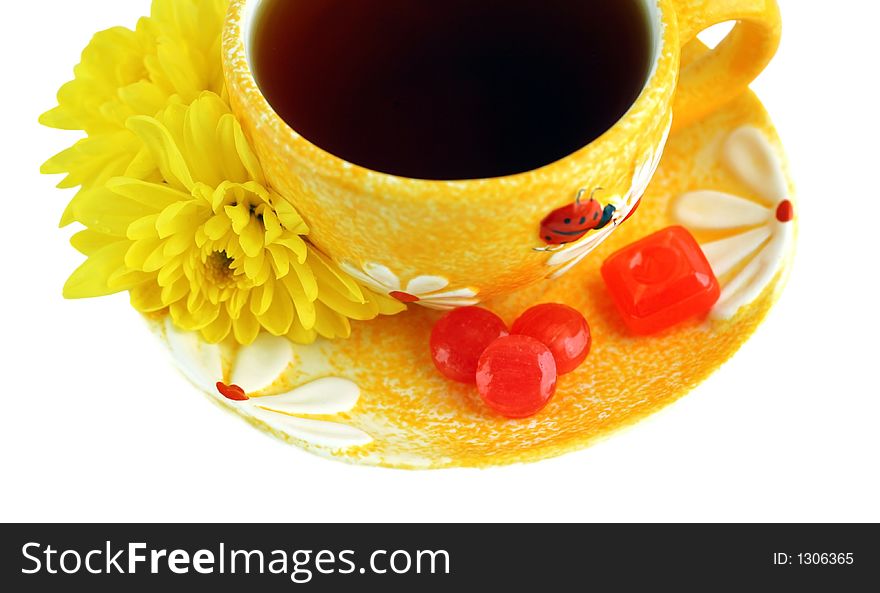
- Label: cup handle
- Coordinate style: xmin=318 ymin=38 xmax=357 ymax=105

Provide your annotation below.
xmin=670 ymin=0 xmax=782 ymax=130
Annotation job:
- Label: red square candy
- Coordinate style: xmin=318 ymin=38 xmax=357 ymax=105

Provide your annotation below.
xmin=601 ymin=226 xmax=720 ymax=335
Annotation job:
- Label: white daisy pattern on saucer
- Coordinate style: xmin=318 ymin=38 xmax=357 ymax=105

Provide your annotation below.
xmin=340 ymin=261 xmax=480 ymax=310
xmin=544 ymin=117 xmax=673 ymax=279
xmin=162 ymin=319 xmax=373 ymax=450
xmin=672 ymin=126 xmax=795 ymax=320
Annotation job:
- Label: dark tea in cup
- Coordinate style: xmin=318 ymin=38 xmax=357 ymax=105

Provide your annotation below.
xmin=251 ymin=0 xmax=653 ymax=180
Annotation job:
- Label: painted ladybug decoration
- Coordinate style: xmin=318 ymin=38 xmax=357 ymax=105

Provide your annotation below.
xmin=540 ymin=189 xmax=617 ymax=246
xmin=540 ymin=189 xmax=603 ymax=245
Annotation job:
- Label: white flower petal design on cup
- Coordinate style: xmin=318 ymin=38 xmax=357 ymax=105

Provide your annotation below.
xmin=250 ymin=379 xmax=361 ymax=416
xmin=229 ymin=332 xmax=293 ymax=393
xmin=545 ymin=117 xmax=673 ymax=279
xmin=672 ymin=126 xmax=795 ymax=320
xmin=164 ymin=318 xmax=223 ymax=389
xmin=241 ymin=378 xmax=371 ymax=449
xmin=163 ymin=319 xmax=373 ymax=450
xmin=674 ymin=190 xmax=771 ymax=229
xmin=340 ymin=261 xmax=480 ymax=310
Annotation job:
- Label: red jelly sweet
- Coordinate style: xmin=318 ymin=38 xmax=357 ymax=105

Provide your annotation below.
xmin=431 ymin=307 xmax=509 ymax=383
xmin=511 ymin=304 xmax=591 ymax=375
xmin=601 ymin=226 xmax=720 ymax=335
xmin=476 ymin=335 xmax=558 ymax=418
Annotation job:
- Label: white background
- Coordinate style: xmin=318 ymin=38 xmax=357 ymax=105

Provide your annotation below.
xmin=1 ymin=0 xmax=877 ymax=523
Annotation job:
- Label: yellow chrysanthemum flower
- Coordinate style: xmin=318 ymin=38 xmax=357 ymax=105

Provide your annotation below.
xmin=64 ymin=93 xmax=404 ymax=345
xmin=40 ymin=0 xmax=228 ymax=225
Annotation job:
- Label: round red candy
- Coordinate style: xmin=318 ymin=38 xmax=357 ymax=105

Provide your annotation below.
xmin=430 ymin=307 xmax=509 ymax=383
xmin=511 ymin=304 xmax=591 ymax=375
xmin=476 ymin=335 xmax=557 ymax=418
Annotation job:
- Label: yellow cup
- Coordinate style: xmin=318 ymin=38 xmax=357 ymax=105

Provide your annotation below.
xmin=223 ymin=0 xmax=781 ymax=307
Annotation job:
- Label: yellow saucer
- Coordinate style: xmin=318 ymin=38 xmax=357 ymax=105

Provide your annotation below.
xmin=154 ymin=89 xmax=796 ymax=469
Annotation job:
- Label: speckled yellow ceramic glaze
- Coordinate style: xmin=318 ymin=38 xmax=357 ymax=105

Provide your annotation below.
xmin=222 ymin=0 xmax=781 ymax=303
xmin=155 ymin=88 xmax=796 ymax=469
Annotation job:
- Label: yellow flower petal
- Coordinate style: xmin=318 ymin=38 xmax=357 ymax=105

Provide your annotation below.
xmin=154 ymin=39 xmax=204 ymax=101
xmin=131 ymin=281 xmax=168 ymax=313
xmin=274 ymin=235 xmax=308 ymax=264
xmin=201 ymin=310 xmax=233 ymax=343
xmin=108 ymin=268 xmax=154 ymax=292
xmin=117 ymin=80 xmax=168 ymax=116
xmin=123 ymin=146 xmax=158 ymax=181
xmin=262 ymin=209 xmax=284 ymax=244
xmin=217 ymin=113 xmax=250 ymax=183
xmin=143 ymin=242 xmax=174 ymax=273
xmin=239 ymin=218 xmax=264 ymax=258
xmin=191 ymin=182 xmax=216 ymax=207
xmin=317 ymin=288 xmax=381 ymax=322
xmin=157 ymin=259 xmax=184 ymax=287
xmin=156 ymin=102 xmax=189 ymax=153
xmin=125 ymin=236 xmax=163 ymax=269
xmin=73 ymin=186 xmax=155 ymax=236
xmin=70 ymin=230 xmax=120 ymax=256
xmin=367 ymin=289 xmax=409 ymax=316
xmin=162 ymin=233 xmax=192 ymax=257
xmin=231 ymin=116 xmax=265 ymax=185
xmin=209 ymin=181 xmax=233 ymax=211
xmin=232 ymin=307 xmax=261 ymax=345
xmin=171 ymin=298 xmax=219 ymax=331
xmin=243 ymin=249 xmax=266 ymax=280
xmin=250 ymin=277 xmax=275 ymax=317
xmin=266 ymin=244 xmax=291 ymax=279
xmin=63 ymin=241 xmax=129 ymax=299
xmin=286 ymin=315 xmax=318 ymax=345
xmin=274 ymin=199 xmax=309 ymax=235
xmin=39 ymin=104 xmax=79 ymax=132
xmin=106 ymin=177 xmax=190 ymax=210
xmin=309 ymin=250 xmax=366 ymax=302
xmin=227 ymin=287 xmax=250 ymax=319
xmin=240 ymin=181 xmax=272 ymax=204
xmin=184 ymin=94 xmax=229 ymax=186
xmin=161 ymin=275 xmax=190 ymax=305
xmin=156 ymin=200 xmax=203 ymax=239
xmin=281 ymin=275 xmax=317 ymax=330
xmin=195 ymin=302 xmax=223 ymax=329
xmin=42 ymin=135 xmax=133 ymax=191
xmin=313 ymin=301 xmax=352 ymax=340
xmin=290 ymin=257 xmax=318 ymax=301
xmin=127 ymin=115 xmax=194 ymax=190
xmin=186 ymin=281 xmax=206 ymax=312
xmin=224 ymin=201 xmax=250 ymax=233
xmin=257 ymin=288 xmax=294 ymax=336
xmin=204 ymin=213 xmax=230 ymax=241
xmin=126 ymin=214 xmax=160 ymax=241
